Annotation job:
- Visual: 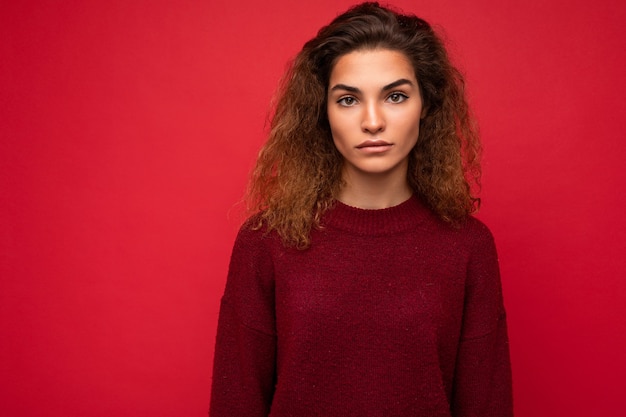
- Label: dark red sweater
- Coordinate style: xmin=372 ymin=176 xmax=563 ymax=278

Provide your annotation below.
xmin=210 ymin=196 xmax=512 ymax=416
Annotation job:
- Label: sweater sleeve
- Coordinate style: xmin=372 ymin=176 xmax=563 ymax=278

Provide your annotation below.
xmin=451 ymin=221 xmax=513 ymax=417
xmin=209 ymin=225 xmax=277 ymax=417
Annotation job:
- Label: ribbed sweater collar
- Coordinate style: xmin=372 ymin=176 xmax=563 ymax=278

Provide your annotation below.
xmin=322 ymin=194 xmax=431 ymax=236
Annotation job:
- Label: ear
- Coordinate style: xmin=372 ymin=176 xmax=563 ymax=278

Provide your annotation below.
xmin=420 ymin=106 xmax=428 ymax=119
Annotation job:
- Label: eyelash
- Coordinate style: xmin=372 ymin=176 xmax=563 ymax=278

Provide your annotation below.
xmin=337 ymin=96 xmax=357 ymax=106
xmin=336 ymin=92 xmax=409 ymax=107
xmin=387 ymin=92 xmax=408 ymax=103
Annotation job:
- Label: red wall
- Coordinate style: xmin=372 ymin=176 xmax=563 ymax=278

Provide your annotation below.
xmin=2 ymin=1 xmax=625 ymax=416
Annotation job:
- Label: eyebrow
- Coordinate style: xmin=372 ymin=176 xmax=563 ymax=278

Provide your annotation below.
xmin=329 ymin=78 xmax=414 ymax=94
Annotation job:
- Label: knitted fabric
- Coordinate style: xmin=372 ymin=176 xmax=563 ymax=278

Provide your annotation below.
xmin=210 ymin=195 xmax=513 ymax=416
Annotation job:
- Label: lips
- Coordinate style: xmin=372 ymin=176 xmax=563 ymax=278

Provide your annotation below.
xmin=355 ymin=140 xmax=393 ymax=154
xmin=356 ymin=140 xmax=392 ymax=149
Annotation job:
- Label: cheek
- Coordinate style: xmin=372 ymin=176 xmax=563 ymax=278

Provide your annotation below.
xmin=327 ymin=111 xmax=348 ymax=141
xmin=391 ymin=112 xmax=420 ymax=136
xmin=326 ymin=108 xmax=336 ymax=132
xmin=328 ymin=124 xmax=350 ymax=157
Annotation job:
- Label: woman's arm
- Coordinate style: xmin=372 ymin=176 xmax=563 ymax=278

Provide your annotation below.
xmin=209 ymin=226 xmax=277 ymax=417
xmin=451 ymin=222 xmax=513 ymax=417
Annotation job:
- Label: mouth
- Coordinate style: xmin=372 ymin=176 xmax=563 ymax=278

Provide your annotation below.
xmin=356 ymin=140 xmax=392 ymax=149
xmin=356 ymin=140 xmax=393 ymax=153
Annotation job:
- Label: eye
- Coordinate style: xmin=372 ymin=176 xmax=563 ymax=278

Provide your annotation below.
xmin=337 ymin=96 xmax=357 ymax=107
xmin=387 ymin=92 xmax=408 ymax=103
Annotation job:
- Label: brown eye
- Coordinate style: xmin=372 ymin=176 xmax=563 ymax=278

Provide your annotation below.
xmin=338 ymin=96 xmax=357 ymax=106
xmin=387 ymin=93 xmax=408 ymax=103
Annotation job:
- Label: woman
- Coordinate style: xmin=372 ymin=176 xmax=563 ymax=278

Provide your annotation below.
xmin=210 ymin=2 xmax=513 ymax=416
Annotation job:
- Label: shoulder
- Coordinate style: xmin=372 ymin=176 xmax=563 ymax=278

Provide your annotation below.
xmin=460 ymin=216 xmax=502 ymax=292
xmin=421 ymin=214 xmax=499 ymax=271
xmin=225 ymin=217 xmax=279 ymax=296
xmin=230 ymin=217 xmax=274 ymax=256
xmin=229 ymin=215 xmax=289 ymax=268
xmin=233 ymin=217 xmax=266 ymax=245
xmin=463 ymin=216 xmax=496 ymax=247
xmin=421 ymin=208 xmax=496 ymax=252
xmin=444 ymin=216 xmax=499 ymax=267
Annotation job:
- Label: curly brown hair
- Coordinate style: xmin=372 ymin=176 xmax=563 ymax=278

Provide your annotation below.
xmin=247 ymin=2 xmax=481 ymax=248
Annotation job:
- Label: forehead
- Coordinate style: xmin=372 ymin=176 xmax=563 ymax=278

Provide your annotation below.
xmin=329 ymin=49 xmax=416 ymax=85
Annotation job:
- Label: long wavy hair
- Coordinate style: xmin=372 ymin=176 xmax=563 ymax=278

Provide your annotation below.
xmin=247 ymin=2 xmax=481 ymax=248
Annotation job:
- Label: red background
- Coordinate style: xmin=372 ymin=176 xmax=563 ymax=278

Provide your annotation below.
xmin=2 ymin=1 xmax=625 ymax=416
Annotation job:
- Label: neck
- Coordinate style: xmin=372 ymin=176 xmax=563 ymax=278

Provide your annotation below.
xmin=337 ymin=167 xmax=413 ymax=209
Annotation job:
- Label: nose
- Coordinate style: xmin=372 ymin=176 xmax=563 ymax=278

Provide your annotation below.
xmin=361 ymin=101 xmax=385 ymax=133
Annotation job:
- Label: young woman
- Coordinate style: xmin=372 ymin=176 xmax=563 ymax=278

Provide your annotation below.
xmin=210 ymin=2 xmax=513 ymax=416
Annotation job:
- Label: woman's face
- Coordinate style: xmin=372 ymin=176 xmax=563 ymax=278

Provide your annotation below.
xmin=327 ymin=48 xmax=424 ymax=181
